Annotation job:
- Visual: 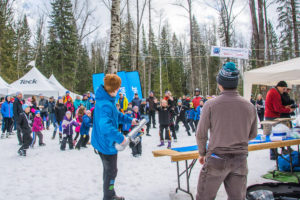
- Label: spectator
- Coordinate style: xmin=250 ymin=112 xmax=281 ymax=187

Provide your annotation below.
xmin=38 ymin=94 xmax=49 ymax=129
xmin=256 ymin=94 xmax=265 ymax=127
xmin=13 ymin=91 xmax=24 ymax=145
xmin=146 ymin=91 xmax=156 ymax=128
xmin=192 ymin=88 xmax=202 ymax=109
xmin=132 ymin=93 xmax=142 ymax=108
xmin=118 ymin=93 xmax=128 ymax=112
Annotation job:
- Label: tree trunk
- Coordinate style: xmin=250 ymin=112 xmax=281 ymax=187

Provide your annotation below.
xmin=263 ymin=0 xmax=270 ymax=63
xmin=126 ymin=0 xmax=132 ymax=69
xmin=108 ymin=0 xmax=120 ymax=74
xmin=187 ymin=0 xmax=195 ymax=91
xmin=257 ymin=0 xmax=265 ymax=67
xmin=148 ymin=0 xmax=152 ymax=93
xmin=291 ymin=0 xmax=300 ymax=57
xmin=136 ymin=0 xmax=140 ymax=71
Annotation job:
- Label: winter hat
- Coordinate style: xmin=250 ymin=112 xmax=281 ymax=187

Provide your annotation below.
xmin=276 ymin=81 xmax=288 ymax=88
xmin=66 ymin=111 xmax=72 ymax=115
xmin=217 ymin=62 xmax=240 ymax=89
xmin=35 ymin=110 xmax=40 ymax=115
xmin=66 ymin=91 xmax=70 ymax=94
xmin=22 ymin=104 xmax=29 ymax=111
xmin=104 ymin=74 xmax=121 ymax=93
xmin=178 ymin=99 xmax=182 ymax=103
xmin=58 ymin=96 xmax=63 ymax=100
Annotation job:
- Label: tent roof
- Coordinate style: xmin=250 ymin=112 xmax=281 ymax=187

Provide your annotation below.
xmin=48 ymin=74 xmax=80 ymax=98
xmin=0 ymin=76 xmax=18 ymax=96
xmin=10 ymin=67 xmax=59 ymax=97
xmin=243 ymin=57 xmax=300 ymax=100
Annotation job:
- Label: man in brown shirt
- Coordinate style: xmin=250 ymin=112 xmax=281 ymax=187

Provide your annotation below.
xmin=196 ymin=62 xmax=257 ymax=200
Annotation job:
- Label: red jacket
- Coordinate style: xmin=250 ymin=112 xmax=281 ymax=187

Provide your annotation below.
xmin=265 ymin=88 xmax=290 ymax=118
xmin=192 ymin=96 xmax=202 ymax=109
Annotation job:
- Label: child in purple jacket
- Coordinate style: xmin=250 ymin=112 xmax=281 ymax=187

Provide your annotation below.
xmin=60 ymin=111 xmax=79 ymax=151
xmin=31 ymin=110 xmax=46 ymax=147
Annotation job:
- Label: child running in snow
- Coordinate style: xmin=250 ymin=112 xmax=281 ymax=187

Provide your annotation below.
xmin=130 ymin=106 xmax=143 ymax=157
xmin=75 ymin=110 xmax=92 ymax=150
xmin=31 ymin=110 xmax=46 ymax=147
xmin=155 ymin=99 xmax=172 ymax=149
xmin=60 ymin=111 xmax=79 ymax=151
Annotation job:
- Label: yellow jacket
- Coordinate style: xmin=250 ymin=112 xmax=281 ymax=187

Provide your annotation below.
xmin=118 ymin=97 xmax=128 ymax=111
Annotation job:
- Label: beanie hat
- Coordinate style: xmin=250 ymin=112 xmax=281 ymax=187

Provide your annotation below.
xmin=35 ymin=110 xmax=40 ymax=115
xmin=276 ymin=81 xmax=288 ymax=88
xmin=58 ymin=96 xmax=63 ymax=100
xmin=217 ymin=62 xmax=239 ymax=89
xmin=66 ymin=91 xmax=70 ymax=94
xmin=104 ymin=74 xmax=122 ymax=93
xmin=22 ymin=104 xmax=29 ymax=111
xmin=66 ymin=111 xmax=71 ymax=115
xmin=178 ymin=99 xmax=182 ymax=103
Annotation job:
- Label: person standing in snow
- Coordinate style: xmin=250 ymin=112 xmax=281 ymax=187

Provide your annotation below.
xmin=38 ymin=94 xmax=49 ymax=130
xmin=131 ymin=93 xmax=142 ymax=108
xmin=53 ymin=97 xmax=67 ymax=142
xmin=17 ymin=104 xmax=34 ymax=156
xmin=174 ymin=99 xmax=191 ymax=136
xmin=117 ymin=93 xmax=128 ymax=113
xmin=192 ymin=88 xmax=202 ymax=109
xmin=186 ymin=102 xmax=196 ymax=133
xmin=75 ymin=110 xmax=92 ymax=150
xmin=129 ymin=106 xmax=143 ymax=157
xmin=194 ymin=100 xmax=203 ymax=128
xmin=31 ymin=110 xmax=46 ymax=147
xmin=91 ymin=74 xmax=137 ymax=200
xmin=13 ymin=92 xmax=24 ymax=145
xmin=139 ymin=99 xmax=151 ymax=136
xmin=196 ymin=62 xmax=257 ymax=200
xmin=147 ymin=91 xmax=156 ymax=128
xmin=1 ymin=96 xmax=14 ymax=138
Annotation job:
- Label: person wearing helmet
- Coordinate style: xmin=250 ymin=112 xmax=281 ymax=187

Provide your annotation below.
xmin=192 ymin=88 xmax=202 ymax=109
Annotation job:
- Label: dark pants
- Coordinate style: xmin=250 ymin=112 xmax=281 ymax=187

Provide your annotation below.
xmin=41 ymin=112 xmax=49 ymax=128
xmin=148 ymin=110 xmax=156 ymax=127
xmin=19 ymin=132 xmax=32 ymax=151
xmin=159 ymin=125 xmax=171 ymax=141
xmin=3 ymin=117 xmax=13 ymax=133
xmin=16 ymin=123 xmax=23 ymax=144
xmin=49 ymin=113 xmax=57 ymax=131
xmin=187 ymin=119 xmax=195 ymax=132
xmin=75 ymin=135 xmax=90 ymax=149
xmin=131 ymin=138 xmax=142 ymax=156
xmin=194 ymin=120 xmax=199 ymax=129
xmin=31 ymin=131 xmax=43 ymax=147
xmin=265 ymin=117 xmax=277 ymax=159
xmin=258 ymin=110 xmax=265 ymax=128
xmin=197 ymin=154 xmax=248 ymax=200
xmin=99 ymin=152 xmax=118 ymax=200
xmin=175 ymin=117 xmax=190 ymax=133
xmin=60 ymin=135 xmax=73 ymax=150
xmin=169 ymin=123 xmax=177 ymax=140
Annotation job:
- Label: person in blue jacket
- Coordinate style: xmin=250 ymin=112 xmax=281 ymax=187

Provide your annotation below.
xmin=91 ymin=74 xmax=137 ymax=200
xmin=76 ymin=110 xmax=92 ymax=150
xmin=194 ymin=100 xmax=203 ymax=128
xmin=186 ymin=102 xmax=196 ymax=132
xmin=1 ymin=96 xmax=14 ymax=138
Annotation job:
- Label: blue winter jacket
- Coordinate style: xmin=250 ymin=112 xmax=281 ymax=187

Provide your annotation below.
xmin=194 ymin=106 xmax=202 ymax=121
xmin=1 ymin=100 xmax=14 ymax=118
xmin=186 ymin=109 xmax=195 ymax=120
xmin=80 ymin=115 xmax=92 ymax=135
xmin=91 ymin=85 xmax=133 ymax=155
xmin=122 ymin=113 xmax=132 ymax=132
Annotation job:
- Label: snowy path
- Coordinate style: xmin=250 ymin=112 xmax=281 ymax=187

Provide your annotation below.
xmin=0 ymin=125 xmax=276 ymax=200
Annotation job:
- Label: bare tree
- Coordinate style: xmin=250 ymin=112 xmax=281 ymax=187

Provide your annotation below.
xmin=291 ymin=0 xmax=299 ymax=57
xmin=108 ymin=0 xmax=121 ymax=73
xmin=249 ymin=0 xmax=265 ymax=67
xmin=173 ymin=0 xmax=196 ymax=91
xmin=135 ymin=0 xmax=147 ymax=71
xmin=148 ymin=0 xmax=152 ymax=93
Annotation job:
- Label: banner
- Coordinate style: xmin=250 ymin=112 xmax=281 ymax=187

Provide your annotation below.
xmin=92 ymin=71 xmax=142 ymax=102
xmin=92 ymin=73 xmax=105 ymax=93
xmin=211 ymin=46 xmax=249 ymax=59
xmin=125 ymin=71 xmax=143 ymax=101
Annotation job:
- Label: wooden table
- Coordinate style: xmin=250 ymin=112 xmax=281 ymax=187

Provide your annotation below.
xmin=152 ymin=139 xmax=300 ymax=200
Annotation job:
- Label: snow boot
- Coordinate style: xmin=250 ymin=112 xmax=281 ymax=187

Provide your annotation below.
xmin=157 ymin=140 xmax=165 ymax=147
xmin=52 ymin=131 xmax=56 ymax=140
xmin=167 ymin=141 xmax=171 ymax=149
xmin=146 ymin=133 xmax=151 ymax=136
xmin=187 ymin=131 xmax=191 ymax=136
xmin=0 ymin=133 xmax=4 ymax=139
xmin=18 ymin=149 xmax=26 ymax=156
xmin=73 ymin=139 xmax=77 ymax=146
xmin=39 ymin=143 xmax=46 ymax=146
xmin=112 ymin=196 xmax=125 ymax=200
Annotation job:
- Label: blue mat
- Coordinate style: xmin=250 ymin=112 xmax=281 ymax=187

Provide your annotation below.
xmin=171 ymin=136 xmax=299 ymax=153
xmin=171 ymin=145 xmax=198 ymax=152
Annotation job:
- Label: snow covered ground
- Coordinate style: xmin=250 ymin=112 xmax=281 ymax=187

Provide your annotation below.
xmin=0 ymin=124 xmax=276 ymax=200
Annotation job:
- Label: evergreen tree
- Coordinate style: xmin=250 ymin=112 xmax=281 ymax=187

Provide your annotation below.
xmin=46 ymin=0 xmax=79 ymax=90
xmin=75 ymin=46 xmax=92 ymax=94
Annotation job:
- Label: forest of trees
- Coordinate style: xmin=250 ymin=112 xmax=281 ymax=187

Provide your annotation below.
xmin=0 ymin=0 xmax=299 ymax=98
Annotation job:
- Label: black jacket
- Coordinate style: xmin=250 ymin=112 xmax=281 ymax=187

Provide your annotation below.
xmin=139 ymin=104 xmax=149 ymax=115
xmin=18 ymin=112 xmax=33 ymax=134
xmin=13 ymin=98 xmax=23 ymax=121
xmin=55 ymin=103 xmax=67 ymax=123
xmin=175 ymin=105 xmax=188 ymax=119
xmin=281 ymin=92 xmax=295 ymax=118
xmin=147 ymin=96 xmax=156 ymax=111
xmin=156 ymin=106 xmax=170 ymax=125
xmin=132 ymin=98 xmax=142 ymax=108
xmin=48 ymin=101 xmax=56 ymax=113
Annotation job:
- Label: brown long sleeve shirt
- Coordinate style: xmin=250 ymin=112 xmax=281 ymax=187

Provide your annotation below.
xmin=196 ymin=90 xmax=257 ymax=157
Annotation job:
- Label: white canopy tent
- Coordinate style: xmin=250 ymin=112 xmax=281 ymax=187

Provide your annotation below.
xmin=48 ymin=74 xmax=80 ymax=99
xmin=0 ymin=76 xmax=17 ymax=96
xmin=244 ymin=57 xmax=300 ymax=100
xmin=10 ymin=67 xmax=59 ymax=97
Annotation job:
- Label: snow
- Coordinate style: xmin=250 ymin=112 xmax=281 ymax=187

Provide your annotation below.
xmin=0 ymin=123 xmax=277 ymax=200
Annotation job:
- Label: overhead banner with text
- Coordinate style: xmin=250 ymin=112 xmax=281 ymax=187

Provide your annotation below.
xmin=92 ymin=71 xmax=143 ymax=102
xmin=211 ymin=46 xmax=249 ymax=59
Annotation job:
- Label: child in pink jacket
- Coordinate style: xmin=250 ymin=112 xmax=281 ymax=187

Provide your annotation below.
xmin=31 ymin=110 xmax=46 ymax=147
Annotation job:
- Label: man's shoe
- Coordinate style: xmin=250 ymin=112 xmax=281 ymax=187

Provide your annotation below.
xmin=112 ymin=196 xmax=125 ymax=200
